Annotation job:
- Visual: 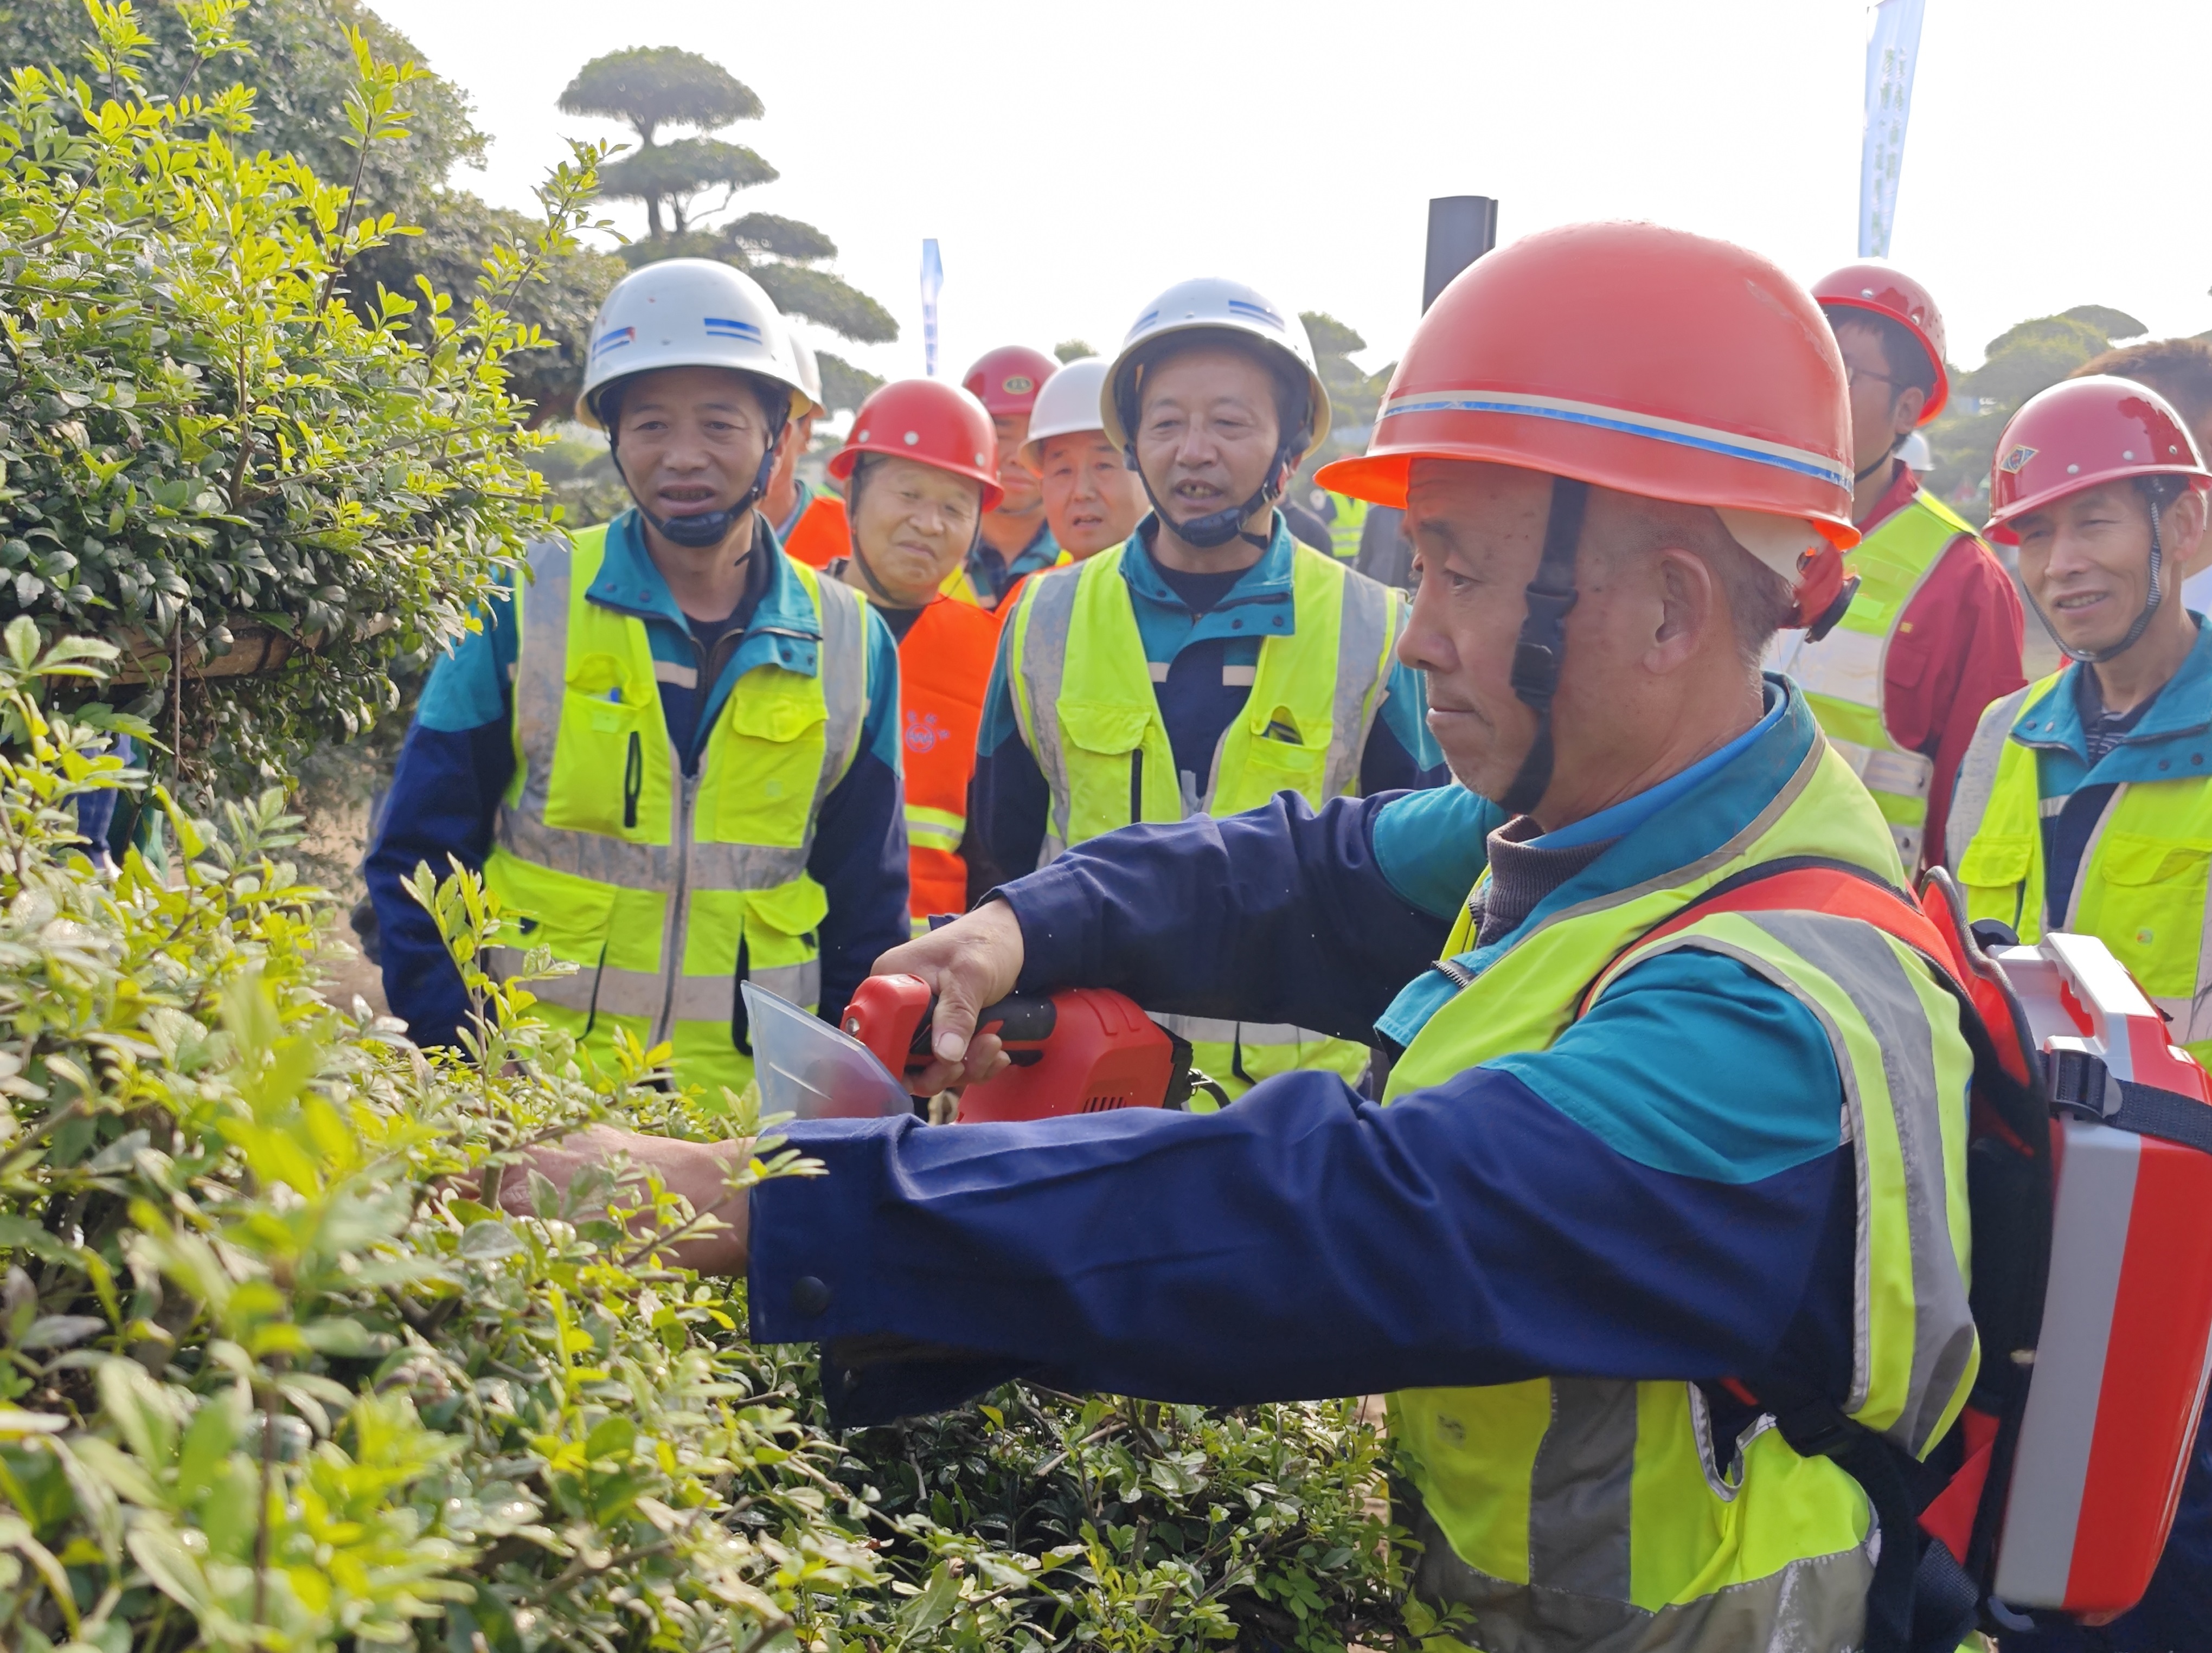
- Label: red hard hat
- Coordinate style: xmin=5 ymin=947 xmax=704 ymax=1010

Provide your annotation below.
xmin=1984 ymin=375 xmax=2210 ymax=544
xmin=1812 ymin=262 xmax=1950 ymax=424
xmin=828 ymin=379 xmax=1004 ymax=511
xmin=1317 ymin=221 xmax=1857 ymax=615
xmin=962 ymin=346 xmax=1059 ymax=419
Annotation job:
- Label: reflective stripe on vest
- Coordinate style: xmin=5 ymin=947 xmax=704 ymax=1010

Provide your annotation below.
xmin=897 ymin=594 xmax=998 ymax=926
xmin=1006 ymin=540 xmax=1401 ymax=1099
xmin=483 ymin=526 xmax=869 ymax=1095
xmin=1953 ymin=670 xmax=2212 ymax=1060
xmin=1767 ymin=490 xmax=1976 ymax=868
xmin=1384 ymin=735 xmax=1975 ymax=1653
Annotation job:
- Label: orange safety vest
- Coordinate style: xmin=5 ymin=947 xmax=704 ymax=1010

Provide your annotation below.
xmin=783 ymin=492 xmax=849 ymax=570
xmin=897 ymin=596 xmax=1000 ymax=925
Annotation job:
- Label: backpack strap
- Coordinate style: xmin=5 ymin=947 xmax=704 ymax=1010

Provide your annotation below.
xmin=1580 ymin=854 xmax=2055 ymax=1653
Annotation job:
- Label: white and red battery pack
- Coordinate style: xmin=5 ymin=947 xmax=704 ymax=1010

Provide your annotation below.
xmin=1988 ymin=930 xmax=2212 ymax=1615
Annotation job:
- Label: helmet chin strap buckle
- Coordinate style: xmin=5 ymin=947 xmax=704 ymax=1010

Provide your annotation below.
xmin=1496 ymin=477 xmax=1591 ymax=818
xmin=1129 ymin=441 xmax=1296 ymax=552
xmin=611 ymin=419 xmax=785 ymax=552
xmin=2044 ymin=496 xmax=2167 ymax=665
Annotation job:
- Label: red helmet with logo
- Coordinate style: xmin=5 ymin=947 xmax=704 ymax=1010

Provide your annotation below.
xmin=1812 ymin=262 xmax=1949 ymax=425
xmin=828 ymin=379 xmax=1003 ymax=510
xmin=1317 ymin=221 xmax=1857 ymax=623
xmin=962 ymin=346 xmax=1059 ymax=419
xmin=1984 ymin=375 xmax=2210 ymax=544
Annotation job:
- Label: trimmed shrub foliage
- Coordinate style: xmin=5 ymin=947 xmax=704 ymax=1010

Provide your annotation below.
xmin=0 ymin=624 xmax=1405 ymax=1652
xmin=0 ymin=5 xmax=601 ymax=800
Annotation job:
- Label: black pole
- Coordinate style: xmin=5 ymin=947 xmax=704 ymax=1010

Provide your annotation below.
xmin=1424 ymin=196 xmax=1498 ymax=313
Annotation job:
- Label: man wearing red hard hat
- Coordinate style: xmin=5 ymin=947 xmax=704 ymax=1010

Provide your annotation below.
xmin=1947 ymin=381 xmax=2212 ymax=1653
xmin=1767 ymin=265 xmax=2025 ymax=876
xmin=1951 ymin=377 xmax=2212 ymax=1053
xmin=820 ymin=378 xmax=1006 ymax=929
xmin=945 ymin=345 xmax=1067 ymax=609
xmin=504 ymin=226 xmax=1983 ymax=1653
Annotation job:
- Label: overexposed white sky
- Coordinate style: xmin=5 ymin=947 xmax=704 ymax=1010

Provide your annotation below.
xmin=369 ymin=0 xmax=2212 ymax=388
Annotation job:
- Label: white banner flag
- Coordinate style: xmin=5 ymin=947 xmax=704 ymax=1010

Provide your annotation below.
xmin=1859 ymin=0 xmax=1927 ymax=258
xmin=920 ymin=239 xmax=944 ymax=378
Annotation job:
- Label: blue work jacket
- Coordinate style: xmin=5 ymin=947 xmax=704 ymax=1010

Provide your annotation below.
xmin=366 ymin=510 xmax=908 ymax=1050
xmin=753 ymin=678 xmax=1862 ymax=1429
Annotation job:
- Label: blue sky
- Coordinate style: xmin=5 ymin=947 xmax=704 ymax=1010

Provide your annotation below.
xmin=370 ymin=0 xmax=2212 ymax=393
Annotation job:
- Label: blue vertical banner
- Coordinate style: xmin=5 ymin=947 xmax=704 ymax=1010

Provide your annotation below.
xmin=1859 ymin=0 xmax=1928 ymax=257
xmin=920 ymin=239 xmax=944 ymax=377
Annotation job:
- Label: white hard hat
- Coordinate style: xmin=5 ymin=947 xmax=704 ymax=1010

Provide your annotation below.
xmin=577 ymin=258 xmax=809 ymax=430
xmin=1899 ymin=429 xmax=1933 ymax=472
xmin=1101 ymin=277 xmax=1330 ymax=456
xmin=1020 ymin=357 xmax=1113 ymax=468
xmin=787 ymin=333 xmax=828 ymax=419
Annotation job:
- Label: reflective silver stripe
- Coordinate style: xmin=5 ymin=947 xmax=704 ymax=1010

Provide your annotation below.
xmin=1012 ymin=565 xmax=1083 ymax=866
xmin=1221 ymin=663 xmax=1256 ymax=686
xmin=511 ymin=536 xmax=574 ymax=826
xmin=495 ymin=811 xmax=810 ymax=891
xmin=489 ymin=950 xmax=819 ymax=1019
xmin=1662 ymin=913 xmax=1975 ymax=1456
xmin=1945 ymin=683 xmax=2036 ymax=868
xmin=1151 ymin=1014 xmax=1336 ymax=1048
xmin=1527 ymin=1378 xmax=1637 ymax=1600
xmin=1775 ymin=621 xmax=1884 ymax=705
xmin=655 ymin=659 xmax=698 ymax=687
xmin=811 ymin=573 xmax=870 ymax=806
xmin=1406 ymin=1492 xmax=1870 ymax=1653
xmin=1326 ymin=568 xmax=1399 ymax=799
xmin=1824 ymin=737 xmax=1934 ymax=803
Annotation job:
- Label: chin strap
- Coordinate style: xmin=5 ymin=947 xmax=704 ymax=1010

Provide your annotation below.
xmin=1125 ymin=437 xmax=1296 ymax=551
xmin=2036 ymin=494 xmax=2166 ymax=665
xmin=1498 ymin=477 xmax=1591 ymax=816
xmin=610 ymin=400 xmax=788 ymax=550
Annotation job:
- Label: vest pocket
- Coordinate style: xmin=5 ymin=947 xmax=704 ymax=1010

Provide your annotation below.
xmin=713 ymin=679 xmax=828 ymax=846
xmin=1236 ymin=722 xmax=1330 ymax=803
xmin=548 ymin=686 xmax=656 ymax=837
xmin=1056 ymin=698 xmax=1153 ymax=757
xmin=1956 ymin=832 xmax=2031 ymax=890
xmin=2091 ymin=832 xmax=2212 ymax=996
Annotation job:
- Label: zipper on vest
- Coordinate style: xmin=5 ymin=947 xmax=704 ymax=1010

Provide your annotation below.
xmin=623 ymin=731 xmax=643 ymax=829
xmin=656 ymin=767 xmax=697 ymax=1044
xmin=1130 ymin=748 xmax=1143 ymax=824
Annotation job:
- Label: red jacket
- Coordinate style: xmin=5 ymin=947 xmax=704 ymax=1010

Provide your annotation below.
xmin=1861 ymin=464 xmax=2027 ymax=869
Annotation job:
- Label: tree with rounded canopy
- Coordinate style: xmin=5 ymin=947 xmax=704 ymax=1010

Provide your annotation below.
xmin=558 ymin=46 xmax=896 ymax=350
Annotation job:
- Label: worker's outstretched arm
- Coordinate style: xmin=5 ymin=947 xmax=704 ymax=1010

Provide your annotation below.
xmin=1017 ymin=786 xmax=1479 ymax=1026
xmin=743 ymin=943 xmax=1852 ymax=1425
xmin=364 ymin=593 xmax=517 ymax=1049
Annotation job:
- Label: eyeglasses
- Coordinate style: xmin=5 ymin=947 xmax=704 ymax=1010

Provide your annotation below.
xmin=1845 ymin=364 xmax=1899 ymax=392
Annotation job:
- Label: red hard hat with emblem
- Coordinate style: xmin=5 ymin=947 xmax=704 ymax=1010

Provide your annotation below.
xmin=1812 ymin=261 xmax=1950 ymax=424
xmin=828 ymin=378 xmax=1004 ymax=510
xmin=1984 ymin=375 xmax=2211 ymax=544
xmin=1317 ymin=220 xmax=1860 ymax=627
xmin=961 ymin=345 xmax=1060 ymax=419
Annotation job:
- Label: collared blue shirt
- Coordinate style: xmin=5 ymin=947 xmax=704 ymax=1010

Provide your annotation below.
xmin=969 ymin=514 xmax=1445 ymax=876
xmin=2001 ymin=615 xmax=2212 ymax=922
xmin=369 ymin=510 xmax=909 ymax=1050
xmin=1374 ymin=681 xmax=1796 ymax=1051
xmin=965 ymin=520 xmax=1061 ymax=607
xmin=751 ymin=676 xmax=1855 ymax=1428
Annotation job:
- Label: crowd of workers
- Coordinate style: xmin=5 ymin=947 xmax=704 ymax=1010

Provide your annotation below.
xmin=357 ymin=229 xmax=2212 ymax=1652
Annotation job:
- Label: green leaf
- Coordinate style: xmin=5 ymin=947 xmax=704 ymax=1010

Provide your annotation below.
xmin=583 ymin=1414 xmax=636 ymax=1461
xmin=126 ymin=1519 xmax=209 ymax=1612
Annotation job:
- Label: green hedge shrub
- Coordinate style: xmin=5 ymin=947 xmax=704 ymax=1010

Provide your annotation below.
xmin=0 ymin=5 xmax=600 ymax=801
xmin=0 ymin=627 xmax=1406 ymax=1653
